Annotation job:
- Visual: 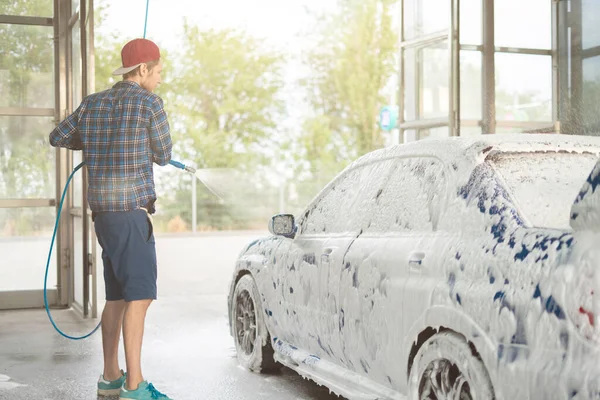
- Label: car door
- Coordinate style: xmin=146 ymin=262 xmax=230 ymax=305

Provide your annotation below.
xmin=269 ymin=167 xmax=360 ymax=360
xmin=337 ymin=156 xmax=449 ymax=390
xmin=273 ymin=160 xmax=393 ymax=363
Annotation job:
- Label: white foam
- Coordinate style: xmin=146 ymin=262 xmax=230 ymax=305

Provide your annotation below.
xmin=229 ymin=134 xmax=600 ymax=399
xmin=0 ymin=375 xmax=26 ymax=391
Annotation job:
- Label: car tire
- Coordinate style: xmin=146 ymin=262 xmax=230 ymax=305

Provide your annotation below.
xmin=231 ymin=274 xmax=279 ymax=373
xmin=408 ymin=331 xmax=494 ymax=400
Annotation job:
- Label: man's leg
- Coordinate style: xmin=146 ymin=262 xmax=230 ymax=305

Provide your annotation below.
xmin=101 ymin=299 xmax=126 ymax=381
xmin=123 ymin=299 xmax=153 ymax=391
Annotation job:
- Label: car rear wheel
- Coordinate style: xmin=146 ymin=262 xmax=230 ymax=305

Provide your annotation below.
xmin=231 ymin=274 xmax=279 ymax=373
xmin=408 ymin=332 xmax=494 ymax=400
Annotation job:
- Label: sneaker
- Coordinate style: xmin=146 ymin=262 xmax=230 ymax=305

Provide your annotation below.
xmin=97 ymin=370 xmax=126 ymax=396
xmin=119 ymin=381 xmax=172 ymax=399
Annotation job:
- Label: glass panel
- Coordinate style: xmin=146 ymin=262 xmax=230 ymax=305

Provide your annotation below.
xmin=404 ymin=40 xmax=450 ymax=121
xmin=460 ymin=0 xmax=482 ymax=45
xmin=403 ymin=0 xmax=449 ymax=40
xmin=495 ymin=53 xmax=552 ymax=122
xmin=72 ymin=0 xmax=80 ymax=13
xmin=0 ymin=116 xmax=56 ymax=199
xmin=495 ymin=0 xmax=551 ymax=49
xmin=0 ymin=207 xmax=57 ymax=290
xmin=0 ymin=24 xmax=54 ymax=108
xmin=72 ymin=20 xmax=82 ymax=108
xmin=421 ymin=40 xmax=449 ymax=119
xmin=73 ymin=216 xmax=83 ymax=306
xmin=582 ymin=0 xmax=600 ymax=50
xmin=582 ymin=56 xmax=600 ymax=131
xmin=460 ymin=50 xmax=482 ymax=119
xmin=404 ymin=47 xmax=417 ymax=121
xmin=0 ymin=1 xmax=52 ymax=17
xmin=419 ymin=126 xmax=449 ymax=140
xmin=460 ymin=126 xmax=481 ymax=136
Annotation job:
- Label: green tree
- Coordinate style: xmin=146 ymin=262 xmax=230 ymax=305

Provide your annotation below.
xmin=167 ymin=22 xmax=285 ymax=169
xmin=154 ymin=22 xmax=286 ymax=229
xmin=294 ymin=0 xmax=399 ymax=202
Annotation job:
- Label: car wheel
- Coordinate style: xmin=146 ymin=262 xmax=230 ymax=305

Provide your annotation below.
xmin=231 ymin=274 xmax=279 ymax=373
xmin=408 ymin=331 xmax=494 ymax=400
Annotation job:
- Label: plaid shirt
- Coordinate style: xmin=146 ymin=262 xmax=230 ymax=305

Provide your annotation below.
xmin=49 ymin=81 xmax=172 ymax=213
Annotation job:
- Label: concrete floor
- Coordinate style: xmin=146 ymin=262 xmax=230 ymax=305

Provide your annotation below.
xmin=0 ymin=232 xmax=342 ymax=400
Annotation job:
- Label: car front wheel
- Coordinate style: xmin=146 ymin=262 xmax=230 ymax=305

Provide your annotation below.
xmin=408 ymin=331 xmax=494 ymax=400
xmin=231 ymin=274 xmax=279 ymax=373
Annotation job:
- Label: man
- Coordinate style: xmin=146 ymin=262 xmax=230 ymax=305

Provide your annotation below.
xmin=49 ymin=38 xmax=173 ymax=400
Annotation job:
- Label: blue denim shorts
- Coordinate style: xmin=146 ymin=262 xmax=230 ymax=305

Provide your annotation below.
xmin=93 ymin=209 xmax=157 ymax=302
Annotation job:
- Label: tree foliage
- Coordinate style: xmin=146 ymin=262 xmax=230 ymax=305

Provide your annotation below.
xmin=166 ymin=22 xmax=285 ymax=170
xmin=299 ymin=0 xmax=399 ymax=180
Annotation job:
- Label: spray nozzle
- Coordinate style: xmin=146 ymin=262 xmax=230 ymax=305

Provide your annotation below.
xmin=169 ymin=159 xmax=196 ymax=174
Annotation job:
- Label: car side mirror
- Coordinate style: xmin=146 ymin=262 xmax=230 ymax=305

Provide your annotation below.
xmin=268 ymin=214 xmax=297 ymax=238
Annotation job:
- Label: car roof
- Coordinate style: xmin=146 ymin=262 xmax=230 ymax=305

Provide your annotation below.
xmin=303 ymin=134 xmax=600 ymax=219
xmin=350 ymin=133 xmax=600 ymax=173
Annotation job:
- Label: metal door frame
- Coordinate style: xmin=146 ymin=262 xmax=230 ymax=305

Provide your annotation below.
xmin=66 ymin=0 xmax=97 ymax=319
xmin=0 ymin=0 xmax=96 ymax=316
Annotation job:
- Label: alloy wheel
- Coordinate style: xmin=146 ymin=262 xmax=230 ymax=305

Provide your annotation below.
xmin=419 ymin=358 xmax=473 ymax=400
xmin=235 ymin=289 xmax=257 ymax=356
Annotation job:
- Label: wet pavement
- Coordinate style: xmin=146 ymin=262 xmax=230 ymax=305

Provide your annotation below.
xmin=0 ymin=232 xmax=343 ymax=400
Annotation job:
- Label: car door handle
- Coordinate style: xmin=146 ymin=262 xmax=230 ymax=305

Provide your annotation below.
xmin=408 ymin=251 xmax=425 ymax=267
xmin=321 ymin=248 xmax=334 ymax=264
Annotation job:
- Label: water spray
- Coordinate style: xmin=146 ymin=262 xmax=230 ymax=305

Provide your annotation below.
xmin=169 ymin=160 xmax=226 ymax=201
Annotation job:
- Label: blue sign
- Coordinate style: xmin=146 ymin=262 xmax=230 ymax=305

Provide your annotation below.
xmin=379 ymin=106 xmax=398 ymax=131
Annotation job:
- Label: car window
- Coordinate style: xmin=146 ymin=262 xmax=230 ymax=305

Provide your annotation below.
xmin=299 ymin=160 xmax=393 ymax=235
xmin=365 ymin=157 xmax=446 ymax=233
xmin=488 ymin=152 xmax=598 ymax=230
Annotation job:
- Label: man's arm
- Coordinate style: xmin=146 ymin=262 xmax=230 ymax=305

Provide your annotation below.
xmin=49 ymin=104 xmax=83 ymax=150
xmin=149 ymin=97 xmax=172 ymax=166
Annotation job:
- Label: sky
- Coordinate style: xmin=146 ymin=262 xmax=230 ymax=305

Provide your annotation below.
xmin=95 ymin=0 xmax=336 ymax=62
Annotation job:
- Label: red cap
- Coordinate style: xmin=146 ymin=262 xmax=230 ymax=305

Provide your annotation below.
xmin=112 ymin=38 xmax=161 ymax=75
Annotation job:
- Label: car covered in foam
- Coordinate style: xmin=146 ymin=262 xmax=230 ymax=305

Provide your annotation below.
xmin=228 ymin=134 xmax=600 ymax=400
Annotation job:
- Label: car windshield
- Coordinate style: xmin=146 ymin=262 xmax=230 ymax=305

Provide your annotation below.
xmin=488 ymin=151 xmax=599 ymax=230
